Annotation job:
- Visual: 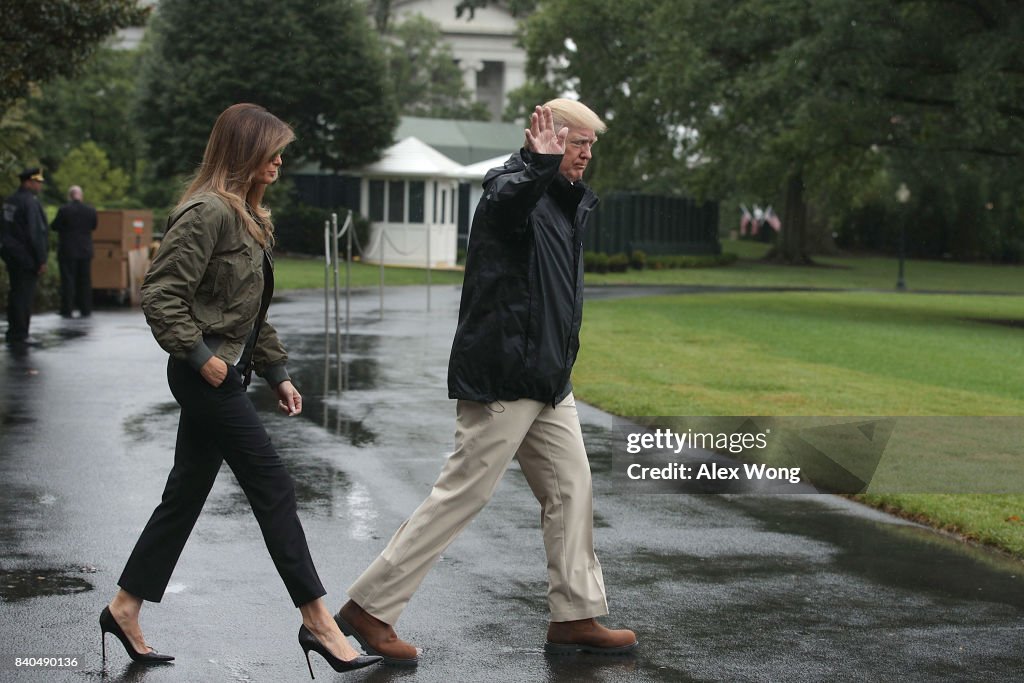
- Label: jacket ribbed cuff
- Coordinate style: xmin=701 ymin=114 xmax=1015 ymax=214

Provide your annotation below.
xmin=262 ymin=363 xmax=290 ymax=387
xmin=185 ymin=341 xmax=215 ymax=371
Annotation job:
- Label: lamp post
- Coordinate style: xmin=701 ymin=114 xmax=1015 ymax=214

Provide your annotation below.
xmin=895 ymin=183 xmax=910 ymax=291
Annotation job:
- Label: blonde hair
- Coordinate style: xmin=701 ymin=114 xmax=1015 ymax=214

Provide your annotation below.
xmin=544 ymin=98 xmax=607 ymax=134
xmin=178 ymin=103 xmax=295 ymax=247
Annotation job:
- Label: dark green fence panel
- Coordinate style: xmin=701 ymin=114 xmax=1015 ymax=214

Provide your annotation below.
xmin=584 ymin=192 xmax=720 ymax=255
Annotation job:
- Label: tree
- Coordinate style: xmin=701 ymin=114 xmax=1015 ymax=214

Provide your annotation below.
xmin=51 ymin=141 xmax=130 ymax=206
xmin=509 ymin=0 xmax=693 ymax=194
xmin=386 ymin=15 xmax=490 ymax=120
xmin=515 ymin=0 xmax=1024 ymax=262
xmin=0 ymin=0 xmax=147 ymax=116
xmin=0 ymin=100 xmax=42 ymax=197
xmin=137 ymin=0 xmax=398 ymax=179
xmin=27 ymin=47 xmax=143 ymax=200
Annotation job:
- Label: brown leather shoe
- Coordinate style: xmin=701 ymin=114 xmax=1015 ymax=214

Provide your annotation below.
xmin=335 ymin=600 xmax=420 ymax=667
xmin=545 ymin=618 xmax=638 ymax=655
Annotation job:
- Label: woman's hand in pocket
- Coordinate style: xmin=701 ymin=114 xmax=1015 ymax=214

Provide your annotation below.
xmin=200 ymin=356 xmax=229 ymax=387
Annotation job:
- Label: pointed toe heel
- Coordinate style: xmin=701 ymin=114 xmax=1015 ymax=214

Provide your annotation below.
xmin=99 ymin=607 xmax=174 ymax=664
xmin=298 ymin=624 xmax=381 ymax=678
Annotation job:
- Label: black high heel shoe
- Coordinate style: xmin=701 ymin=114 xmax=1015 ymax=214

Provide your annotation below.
xmin=99 ymin=607 xmax=175 ymax=664
xmin=298 ymin=624 xmax=381 ymax=678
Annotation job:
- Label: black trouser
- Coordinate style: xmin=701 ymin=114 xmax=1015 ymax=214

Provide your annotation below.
xmin=118 ymin=357 xmax=325 ymax=607
xmin=58 ymin=255 xmax=92 ymax=316
xmin=3 ymin=259 xmax=37 ymax=342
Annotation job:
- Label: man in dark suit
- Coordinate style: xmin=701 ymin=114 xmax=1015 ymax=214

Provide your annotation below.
xmin=1 ymin=167 xmax=49 ymax=345
xmin=51 ymin=185 xmax=98 ymax=318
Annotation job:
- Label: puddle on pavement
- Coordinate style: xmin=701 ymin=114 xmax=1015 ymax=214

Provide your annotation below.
xmin=52 ymin=328 xmax=89 ymax=341
xmin=581 ymin=423 xmax=617 ymax=477
xmin=122 ymin=402 xmax=179 ymax=443
xmin=257 ymin=333 xmax=383 ymax=447
xmin=204 ymin=457 xmax=354 ymax=518
xmin=729 ymin=496 xmax=1024 ymax=609
xmin=0 ymin=566 xmax=95 ymax=601
xmin=1 ymin=411 xmax=36 ymax=427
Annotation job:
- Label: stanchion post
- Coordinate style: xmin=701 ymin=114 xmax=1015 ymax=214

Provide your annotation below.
xmin=379 ymin=227 xmax=385 ymax=320
xmin=344 ymin=213 xmax=352 ymax=341
xmin=323 ymin=220 xmax=331 ymax=394
xmin=426 ymin=223 xmax=431 ymax=312
xmin=332 ymin=213 xmax=342 ymax=392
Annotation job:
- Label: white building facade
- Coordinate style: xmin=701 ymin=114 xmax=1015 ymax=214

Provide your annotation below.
xmin=391 ymin=0 xmax=527 ymax=120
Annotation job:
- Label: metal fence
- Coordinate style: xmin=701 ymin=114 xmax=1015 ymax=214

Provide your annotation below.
xmin=584 ymin=192 xmax=720 ymax=256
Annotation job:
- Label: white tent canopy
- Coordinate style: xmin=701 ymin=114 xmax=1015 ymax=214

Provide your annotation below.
xmin=359 ymin=136 xmax=465 ymax=179
xmin=458 ymin=153 xmax=512 ymax=181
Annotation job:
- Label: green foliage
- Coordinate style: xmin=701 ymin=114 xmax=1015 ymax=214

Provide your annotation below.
xmin=50 ymin=141 xmax=130 ymax=207
xmin=582 ymin=251 xmax=607 ymax=273
xmin=386 ymin=15 xmax=490 ymax=120
xmin=583 ymin=249 xmax=735 ymax=273
xmin=515 ymin=0 xmax=682 ymax=194
xmin=607 ymin=252 xmax=629 ymax=272
xmin=138 ymin=0 xmax=398 ymax=179
xmin=0 ymin=0 xmax=147 ymax=115
xmin=27 ymin=47 xmax=143 ymax=199
xmin=266 ymin=180 xmax=370 ymax=256
xmin=629 ymin=249 xmax=646 ymax=270
xmin=648 ymin=253 xmax=738 ymax=270
xmin=0 ymin=99 xmax=41 ymax=197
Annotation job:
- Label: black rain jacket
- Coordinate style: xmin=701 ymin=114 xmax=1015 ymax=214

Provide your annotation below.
xmin=447 ymin=148 xmax=598 ymax=405
xmin=1 ymin=188 xmax=48 ymax=271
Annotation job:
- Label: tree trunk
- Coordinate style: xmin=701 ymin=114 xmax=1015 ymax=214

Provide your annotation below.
xmin=766 ymin=171 xmax=814 ymax=264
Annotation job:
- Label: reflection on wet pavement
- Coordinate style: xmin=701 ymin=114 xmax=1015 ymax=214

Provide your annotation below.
xmin=0 ymin=566 xmax=95 ymax=601
xmin=343 ymin=481 xmax=380 ymax=542
xmin=1 ymin=412 xmax=36 ymax=427
xmin=122 ymin=402 xmax=178 ymax=443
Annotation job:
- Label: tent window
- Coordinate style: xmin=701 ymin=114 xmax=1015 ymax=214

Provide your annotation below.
xmin=388 ymin=180 xmax=405 ymax=222
xmin=369 ymin=180 xmax=385 ymax=222
xmin=408 ymin=181 xmax=425 ymax=224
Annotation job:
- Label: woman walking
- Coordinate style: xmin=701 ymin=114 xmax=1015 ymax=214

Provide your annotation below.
xmin=100 ymin=103 xmax=379 ymax=677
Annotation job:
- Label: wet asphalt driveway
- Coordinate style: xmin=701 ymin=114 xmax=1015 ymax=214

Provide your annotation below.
xmin=1 ymin=286 xmax=1022 ymax=683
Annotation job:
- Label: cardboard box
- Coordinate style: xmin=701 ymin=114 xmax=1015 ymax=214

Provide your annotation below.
xmin=92 ymin=244 xmax=127 ymax=290
xmin=96 ymin=210 xmax=154 ymax=252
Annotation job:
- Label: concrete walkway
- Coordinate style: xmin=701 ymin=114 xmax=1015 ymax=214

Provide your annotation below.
xmin=1 ymin=286 xmax=1022 ymax=682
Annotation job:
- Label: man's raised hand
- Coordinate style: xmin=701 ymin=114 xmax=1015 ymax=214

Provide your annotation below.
xmin=524 ymin=105 xmax=568 ymax=155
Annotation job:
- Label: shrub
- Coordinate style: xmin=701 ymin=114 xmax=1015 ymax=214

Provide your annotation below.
xmin=608 ymin=252 xmax=629 ymax=272
xmin=629 ymin=249 xmax=647 ymax=270
xmin=647 ymin=253 xmax=737 ymax=269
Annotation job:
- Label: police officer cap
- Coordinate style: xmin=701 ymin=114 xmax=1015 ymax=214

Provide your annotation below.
xmin=18 ymin=167 xmax=45 ymax=182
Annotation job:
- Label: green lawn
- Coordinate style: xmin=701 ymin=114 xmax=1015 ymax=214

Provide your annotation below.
xmin=587 ymin=240 xmax=1024 ymax=294
xmin=275 ymin=255 xmax=464 ymax=289
xmin=573 ymin=291 xmax=1024 ymax=557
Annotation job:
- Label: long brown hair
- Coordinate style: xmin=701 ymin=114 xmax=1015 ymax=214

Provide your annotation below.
xmin=177 ymin=103 xmax=294 ymax=247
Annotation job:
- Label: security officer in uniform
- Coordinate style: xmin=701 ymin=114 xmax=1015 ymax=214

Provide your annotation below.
xmin=2 ymin=168 xmax=49 ymax=346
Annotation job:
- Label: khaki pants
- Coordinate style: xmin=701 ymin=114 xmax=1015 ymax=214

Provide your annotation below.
xmin=348 ymin=393 xmax=608 ymax=624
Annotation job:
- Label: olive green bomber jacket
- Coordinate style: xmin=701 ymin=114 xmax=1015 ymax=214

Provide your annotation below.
xmin=140 ymin=192 xmax=290 ymax=387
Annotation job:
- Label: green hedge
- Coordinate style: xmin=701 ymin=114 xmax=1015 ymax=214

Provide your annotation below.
xmin=583 ymin=249 xmax=737 ymax=273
